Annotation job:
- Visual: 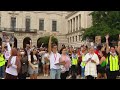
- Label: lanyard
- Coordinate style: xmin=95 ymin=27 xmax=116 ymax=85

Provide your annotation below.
xmin=54 ymin=54 xmax=57 ymax=62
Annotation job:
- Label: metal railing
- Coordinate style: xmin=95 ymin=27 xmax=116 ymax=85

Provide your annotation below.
xmin=0 ymin=27 xmax=37 ymax=33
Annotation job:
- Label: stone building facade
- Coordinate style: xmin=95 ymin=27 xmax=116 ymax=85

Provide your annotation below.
xmin=66 ymin=11 xmax=92 ymax=47
xmin=0 ymin=11 xmax=92 ymax=49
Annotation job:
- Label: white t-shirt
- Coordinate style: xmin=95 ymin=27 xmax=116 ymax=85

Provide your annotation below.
xmin=4 ymin=50 xmax=11 ymax=61
xmin=28 ymin=55 xmax=38 ymax=68
xmin=4 ymin=42 xmax=11 ymax=61
xmin=42 ymin=53 xmax=49 ymax=64
xmin=49 ymin=52 xmax=61 ymax=69
xmin=5 ymin=56 xmax=18 ymax=76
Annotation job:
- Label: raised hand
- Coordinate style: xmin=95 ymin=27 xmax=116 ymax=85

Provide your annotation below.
xmin=105 ymin=34 xmax=109 ymax=40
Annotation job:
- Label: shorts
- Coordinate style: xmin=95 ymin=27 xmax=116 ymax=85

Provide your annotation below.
xmin=28 ymin=66 xmax=38 ymax=75
xmin=42 ymin=60 xmax=50 ymax=65
xmin=97 ymin=65 xmax=106 ymax=74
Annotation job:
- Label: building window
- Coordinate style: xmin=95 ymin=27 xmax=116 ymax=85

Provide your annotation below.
xmin=79 ymin=14 xmax=81 ymax=29
xmin=73 ymin=36 xmax=74 ymax=42
xmin=39 ymin=19 xmax=44 ymax=30
xmin=71 ymin=19 xmax=72 ymax=32
xmin=25 ymin=18 xmax=30 ymax=31
xmin=68 ymin=38 xmax=69 ymax=43
xmin=73 ymin=18 xmax=75 ymax=32
xmin=70 ymin=37 xmax=71 ymax=42
xmin=79 ymin=35 xmax=81 ymax=41
xmin=76 ymin=36 xmax=77 ymax=42
xmin=68 ymin=21 xmax=70 ymax=33
xmin=76 ymin=16 xmax=78 ymax=30
xmin=52 ymin=20 xmax=57 ymax=31
xmin=0 ymin=17 xmax=1 ymax=27
xmin=11 ymin=17 xmax=16 ymax=31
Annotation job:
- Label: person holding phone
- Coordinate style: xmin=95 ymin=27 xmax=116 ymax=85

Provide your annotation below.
xmin=60 ymin=47 xmax=71 ymax=79
xmin=83 ymin=46 xmax=99 ymax=79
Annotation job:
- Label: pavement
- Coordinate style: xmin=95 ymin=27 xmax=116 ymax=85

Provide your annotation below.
xmin=26 ymin=74 xmax=81 ymax=79
xmin=27 ymin=74 xmax=50 ymax=79
xmin=26 ymin=74 xmax=120 ymax=79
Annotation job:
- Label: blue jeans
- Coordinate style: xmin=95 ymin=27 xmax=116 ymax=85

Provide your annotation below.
xmin=0 ymin=66 xmax=5 ymax=78
xmin=50 ymin=69 xmax=61 ymax=79
xmin=81 ymin=67 xmax=85 ymax=78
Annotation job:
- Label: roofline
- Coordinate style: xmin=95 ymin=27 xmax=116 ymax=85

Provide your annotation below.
xmin=65 ymin=11 xmax=78 ymax=19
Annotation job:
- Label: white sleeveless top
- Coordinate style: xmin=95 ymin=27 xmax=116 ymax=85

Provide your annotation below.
xmin=4 ymin=50 xmax=11 ymax=61
xmin=5 ymin=56 xmax=18 ymax=76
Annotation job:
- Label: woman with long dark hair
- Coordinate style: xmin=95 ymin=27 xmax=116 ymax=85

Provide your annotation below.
xmin=97 ymin=51 xmax=107 ymax=79
xmin=18 ymin=49 xmax=28 ymax=79
xmin=28 ymin=49 xmax=39 ymax=79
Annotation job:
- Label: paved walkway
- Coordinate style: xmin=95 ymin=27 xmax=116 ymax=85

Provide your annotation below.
xmin=27 ymin=74 xmax=50 ymax=79
xmin=27 ymin=74 xmax=120 ymax=79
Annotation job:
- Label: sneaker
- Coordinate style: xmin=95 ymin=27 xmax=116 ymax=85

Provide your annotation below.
xmin=77 ymin=75 xmax=80 ymax=79
xmin=46 ymin=74 xmax=48 ymax=77
xmin=81 ymin=77 xmax=85 ymax=79
xmin=67 ymin=75 xmax=72 ymax=79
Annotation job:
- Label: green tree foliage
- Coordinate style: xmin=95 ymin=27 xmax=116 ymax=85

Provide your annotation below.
xmin=37 ymin=36 xmax=58 ymax=48
xmin=82 ymin=11 xmax=120 ymax=42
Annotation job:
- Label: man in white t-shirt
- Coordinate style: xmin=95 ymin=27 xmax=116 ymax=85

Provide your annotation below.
xmin=48 ymin=35 xmax=62 ymax=79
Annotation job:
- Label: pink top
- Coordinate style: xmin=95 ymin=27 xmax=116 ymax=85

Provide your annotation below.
xmin=60 ymin=55 xmax=71 ymax=73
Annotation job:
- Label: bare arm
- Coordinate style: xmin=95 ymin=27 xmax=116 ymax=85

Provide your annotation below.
xmin=44 ymin=57 xmax=49 ymax=62
xmin=105 ymin=35 xmax=110 ymax=54
xmin=101 ymin=44 xmax=106 ymax=51
xmin=28 ymin=55 xmax=35 ymax=69
xmin=2 ymin=43 xmax=5 ymax=53
xmin=30 ymin=40 xmax=32 ymax=49
xmin=55 ymin=58 xmax=66 ymax=65
xmin=117 ymin=46 xmax=120 ymax=55
xmin=99 ymin=57 xmax=105 ymax=64
xmin=48 ymin=35 xmax=52 ymax=54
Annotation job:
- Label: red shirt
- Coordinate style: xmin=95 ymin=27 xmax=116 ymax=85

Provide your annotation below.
xmin=94 ymin=50 xmax=101 ymax=60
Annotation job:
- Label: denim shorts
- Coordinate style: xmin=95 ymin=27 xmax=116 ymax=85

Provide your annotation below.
xmin=50 ymin=69 xmax=61 ymax=79
xmin=28 ymin=66 xmax=38 ymax=75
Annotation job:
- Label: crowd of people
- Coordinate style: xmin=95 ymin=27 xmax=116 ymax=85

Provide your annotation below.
xmin=0 ymin=34 xmax=120 ymax=79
